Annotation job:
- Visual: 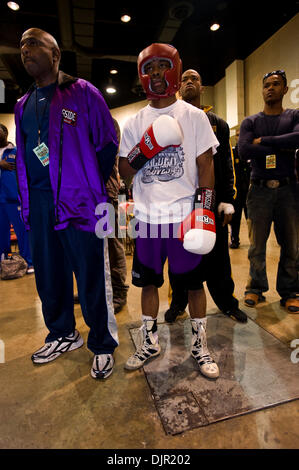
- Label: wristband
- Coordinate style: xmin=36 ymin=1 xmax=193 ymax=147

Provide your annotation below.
xmin=194 ymin=187 xmax=216 ymax=212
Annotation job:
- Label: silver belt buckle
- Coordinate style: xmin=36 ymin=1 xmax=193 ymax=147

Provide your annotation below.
xmin=266 ymin=179 xmax=280 ymax=189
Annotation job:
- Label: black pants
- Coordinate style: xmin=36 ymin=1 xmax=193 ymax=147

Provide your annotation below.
xmin=169 ymin=217 xmax=239 ymax=313
xmin=230 ymin=185 xmax=249 ymax=244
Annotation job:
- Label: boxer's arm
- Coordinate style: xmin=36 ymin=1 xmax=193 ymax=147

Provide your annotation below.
xmin=119 ymin=156 xmax=138 ymax=178
xmin=196 ymin=147 xmax=214 ymax=188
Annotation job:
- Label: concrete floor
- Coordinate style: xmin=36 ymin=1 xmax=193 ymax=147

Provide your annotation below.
xmin=0 ymin=216 xmax=298 ymax=449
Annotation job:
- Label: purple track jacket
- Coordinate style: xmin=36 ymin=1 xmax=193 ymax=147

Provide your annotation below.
xmin=14 ymin=71 xmax=118 ymax=232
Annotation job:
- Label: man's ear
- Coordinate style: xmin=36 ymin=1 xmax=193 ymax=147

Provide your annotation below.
xmin=283 ymin=86 xmax=289 ymax=96
xmin=52 ymin=47 xmax=61 ymax=64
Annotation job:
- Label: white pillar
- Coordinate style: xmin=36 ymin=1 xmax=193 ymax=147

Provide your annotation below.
xmin=225 ymin=60 xmax=245 ymax=128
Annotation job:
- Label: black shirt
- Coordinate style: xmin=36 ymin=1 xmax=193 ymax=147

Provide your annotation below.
xmin=206 ymin=111 xmax=235 ymax=204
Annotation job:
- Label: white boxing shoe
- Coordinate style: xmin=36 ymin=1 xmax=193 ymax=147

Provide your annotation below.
xmin=125 ymin=319 xmax=160 ymax=370
xmin=190 ymin=318 xmax=219 ymax=379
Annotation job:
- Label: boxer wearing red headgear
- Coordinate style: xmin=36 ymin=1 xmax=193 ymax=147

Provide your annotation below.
xmin=138 ymin=43 xmax=182 ymax=100
xmin=119 ymin=43 xmax=220 ymax=379
xmin=125 ymin=44 xmax=183 ymax=171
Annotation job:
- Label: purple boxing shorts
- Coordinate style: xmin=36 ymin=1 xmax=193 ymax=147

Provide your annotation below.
xmin=134 ymin=220 xmax=202 ymax=275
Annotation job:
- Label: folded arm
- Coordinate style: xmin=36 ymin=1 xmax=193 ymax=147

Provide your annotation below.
xmin=238 ymin=118 xmax=275 ymax=160
xmin=261 ymin=127 xmax=299 ymax=149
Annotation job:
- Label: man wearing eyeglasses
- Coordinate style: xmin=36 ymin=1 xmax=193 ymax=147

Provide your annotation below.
xmin=238 ymin=70 xmax=299 ymax=313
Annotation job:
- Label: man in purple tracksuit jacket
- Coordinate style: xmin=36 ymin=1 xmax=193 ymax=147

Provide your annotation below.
xmin=15 ymin=28 xmax=119 ymax=379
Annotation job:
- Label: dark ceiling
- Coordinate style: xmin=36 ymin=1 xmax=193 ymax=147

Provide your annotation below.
xmin=0 ymin=0 xmax=299 ymax=112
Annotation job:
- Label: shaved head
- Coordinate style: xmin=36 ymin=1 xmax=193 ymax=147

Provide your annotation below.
xmin=20 ymin=28 xmax=61 ymax=86
xmin=182 ymin=69 xmax=202 ymax=84
xmin=21 ymin=28 xmax=59 ymax=49
xmin=180 ymin=68 xmax=203 ymax=106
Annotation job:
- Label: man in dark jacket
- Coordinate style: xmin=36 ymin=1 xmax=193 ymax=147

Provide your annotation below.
xmin=166 ymin=69 xmax=247 ymax=323
xmin=106 ymin=119 xmax=129 ymax=313
xmin=15 ymin=28 xmax=119 ymax=379
xmin=229 ymin=128 xmax=251 ymax=248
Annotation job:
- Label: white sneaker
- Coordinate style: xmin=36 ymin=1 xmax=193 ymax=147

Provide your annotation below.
xmin=190 ymin=319 xmax=219 ymax=379
xmin=27 ymin=266 xmax=35 ymax=274
xmin=125 ymin=320 xmax=161 ymax=370
xmin=91 ymin=354 xmax=114 ymax=379
xmin=31 ymin=330 xmax=83 ymax=364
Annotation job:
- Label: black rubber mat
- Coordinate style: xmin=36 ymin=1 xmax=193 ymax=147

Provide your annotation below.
xmin=129 ymin=314 xmax=299 ymax=435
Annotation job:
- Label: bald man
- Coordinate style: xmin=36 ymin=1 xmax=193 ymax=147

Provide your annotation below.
xmin=20 ymin=29 xmax=60 ymax=86
xmin=166 ymin=69 xmax=248 ymax=324
xmin=15 ymin=28 xmax=119 ymax=379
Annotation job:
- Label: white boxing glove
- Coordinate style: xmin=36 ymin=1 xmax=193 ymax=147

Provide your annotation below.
xmin=183 ymin=225 xmax=216 ymax=255
xmin=127 ymin=115 xmax=183 ymax=170
xmin=149 ymin=115 xmax=183 ymax=148
xmin=178 ymin=188 xmax=217 ymax=255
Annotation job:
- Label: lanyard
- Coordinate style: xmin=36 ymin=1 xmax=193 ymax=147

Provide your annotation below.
xmin=35 ymin=84 xmax=56 ymax=145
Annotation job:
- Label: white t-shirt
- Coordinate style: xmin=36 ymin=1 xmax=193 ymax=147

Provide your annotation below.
xmin=119 ymin=99 xmax=219 ymax=223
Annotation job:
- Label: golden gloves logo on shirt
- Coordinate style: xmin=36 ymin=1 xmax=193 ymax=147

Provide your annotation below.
xmin=141 ymin=146 xmax=185 ymax=183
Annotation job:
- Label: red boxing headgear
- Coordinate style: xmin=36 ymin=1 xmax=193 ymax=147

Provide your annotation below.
xmin=137 ymin=43 xmax=182 ymax=100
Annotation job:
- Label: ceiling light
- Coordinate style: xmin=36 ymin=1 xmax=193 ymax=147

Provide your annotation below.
xmin=7 ymin=2 xmax=20 ymax=10
xmin=210 ymin=23 xmax=220 ymax=31
xmin=110 ymin=69 xmax=118 ymax=75
xmin=106 ymin=86 xmax=117 ymax=94
xmin=121 ymin=14 xmax=131 ymax=23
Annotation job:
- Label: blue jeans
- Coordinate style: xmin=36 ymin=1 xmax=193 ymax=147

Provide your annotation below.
xmin=245 ymin=182 xmax=299 ymax=300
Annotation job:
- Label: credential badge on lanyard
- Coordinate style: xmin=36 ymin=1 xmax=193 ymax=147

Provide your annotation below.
xmin=33 ymin=142 xmax=50 ymax=167
xmin=33 ymin=87 xmax=51 ymax=166
xmin=266 ymin=154 xmax=276 ymax=169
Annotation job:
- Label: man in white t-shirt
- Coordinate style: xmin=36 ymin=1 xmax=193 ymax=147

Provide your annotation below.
xmin=119 ymin=43 xmax=220 ymax=379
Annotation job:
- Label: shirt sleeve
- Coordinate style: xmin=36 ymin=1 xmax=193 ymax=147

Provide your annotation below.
xmin=119 ymin=117 xmax=137 ymax=158
xmin=238 ymin=117 xmax=275 ymax=160
xmin=261 ymin=112 xmax=299 ymax=148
